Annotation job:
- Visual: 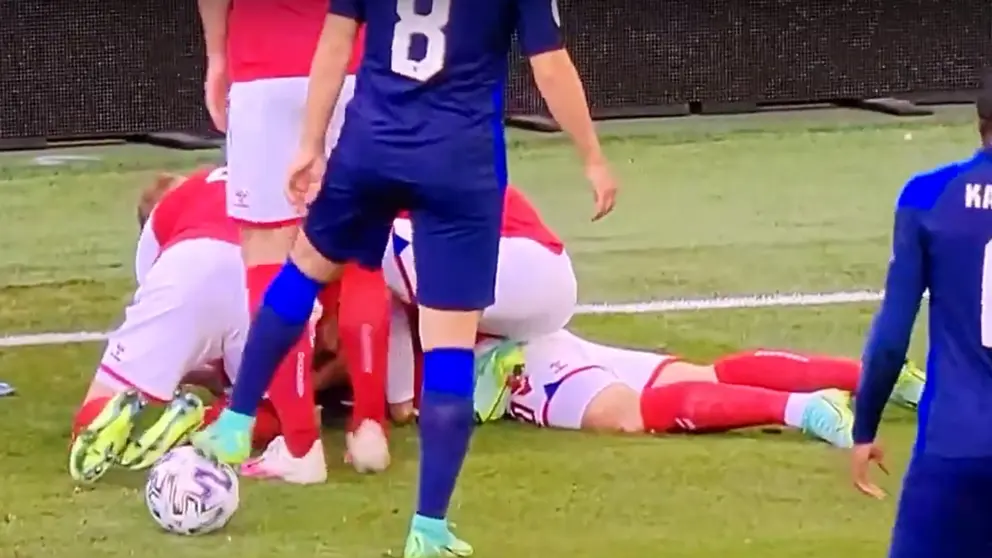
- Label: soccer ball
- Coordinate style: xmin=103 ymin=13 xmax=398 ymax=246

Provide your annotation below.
xmin=144 ymin=445 xmax=239 ymax=535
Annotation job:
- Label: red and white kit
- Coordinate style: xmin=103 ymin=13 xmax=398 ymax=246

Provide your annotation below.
xmin=97 ymin=168 xmax=248 ymax=401
xmin=383 ymin=186 xmax=577 ymax=405
xmin=225 ymin=0 xmax=365 ymax=225
xmin=506 ymin=330 xmax=674 ymax=429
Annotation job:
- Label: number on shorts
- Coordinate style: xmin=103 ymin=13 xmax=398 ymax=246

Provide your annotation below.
xmin=391 ymin=0 xmax=450 ymax=81
xmin=981 ymin=240 xmax=992 ymax=347
xmin=508 ymin=401 xmax=538 ymax=425
xmin=551 ymin=0 xmax=560 ymax=26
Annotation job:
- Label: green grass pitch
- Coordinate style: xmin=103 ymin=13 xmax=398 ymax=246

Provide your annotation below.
xmin=0 ymin=106 xmax=976 ymax=557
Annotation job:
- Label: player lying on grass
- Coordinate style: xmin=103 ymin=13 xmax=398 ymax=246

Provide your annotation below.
xmin=387 ymin=330 xmax=926 ymax=448
xmin=69 ymin=167 xmax=388 ymax=483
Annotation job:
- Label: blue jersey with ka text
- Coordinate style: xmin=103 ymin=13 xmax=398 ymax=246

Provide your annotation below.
xmin=330 ymin=0 xmax=563 ymax=185
xmin=855 ymin=149 xmax=992 ymax=457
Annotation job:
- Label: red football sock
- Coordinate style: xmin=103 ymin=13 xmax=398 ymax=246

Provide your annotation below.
xmin=338 ymin=264 xmax=390 ymax=431
xmin=640 ymin=382 xmax=788 ymax=433
xmin=267 ymin=323 xmax=318 ymax=457
xmin=246 ymin=264 xmax=282 ymax=315
xmin=713 ymin=349 xmax=860 ymax=393
xmin=318 ymin=281 xmax=341 ymax=317
xmin=203 ymin=398 xmax=282 ymax=450
xmin=247 ymin=263 xmax=319 ymax=458
xmin=250 ymin=401 xmax=282 ymax=450
xmin=72 ymin=396 xmax=110 ymax=439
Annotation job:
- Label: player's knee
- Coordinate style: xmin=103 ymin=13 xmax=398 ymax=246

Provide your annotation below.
xmin=240 ymin=225 xmax=298 ymax=265
xmin=650 ymin=362 xmax=717 ymax=387
xmin=581 ymin=384 xmax=644 ymax=433
xmin=389 ymin=401 xmax=416 ymax=424
xmin=290 ymin=233 xmax=344 ymax=284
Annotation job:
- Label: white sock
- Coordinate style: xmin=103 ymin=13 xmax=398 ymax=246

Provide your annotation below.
xmin=783 ymin=393 xmax=814 ymax=428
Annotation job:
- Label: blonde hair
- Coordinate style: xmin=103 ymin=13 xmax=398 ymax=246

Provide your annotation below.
xmin=137 ymin=172 xmax=184 ymax=225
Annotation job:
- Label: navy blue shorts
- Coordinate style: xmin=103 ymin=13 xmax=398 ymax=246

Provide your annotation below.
xmin=888 ymin=453 xmax=992 ymax=557
xmin=304 ymin=158 xmax=503 ymax=311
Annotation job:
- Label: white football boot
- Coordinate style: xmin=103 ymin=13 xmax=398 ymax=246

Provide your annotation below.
xmin=240 ymin=435 xmax=328 ymax=484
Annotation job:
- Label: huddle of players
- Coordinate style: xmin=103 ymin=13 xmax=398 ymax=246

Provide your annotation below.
xmin=68 ymin=164 xmax=929 ymax=485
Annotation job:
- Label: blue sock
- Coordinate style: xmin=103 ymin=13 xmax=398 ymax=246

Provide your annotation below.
xmin=228 ymin=261 xmax=323 ymax=417
xmin=415 ymin=347 xmax=476 ymax=521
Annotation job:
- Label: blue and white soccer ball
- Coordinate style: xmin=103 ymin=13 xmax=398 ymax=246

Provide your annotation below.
xmin=144 ymin=445 xmax=239 ymax=535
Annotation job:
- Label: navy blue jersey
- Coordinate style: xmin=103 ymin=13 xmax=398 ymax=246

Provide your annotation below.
xmin=330 ymin=0 xmax=563 ymax=185
xmin=855 ymin=149 xmax=992 ymax=457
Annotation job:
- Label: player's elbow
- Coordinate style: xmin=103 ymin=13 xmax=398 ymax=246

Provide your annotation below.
xmin=528 ymin=49 xmax=574 ymax=90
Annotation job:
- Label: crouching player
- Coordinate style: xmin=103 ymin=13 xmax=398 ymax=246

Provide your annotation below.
xmin=473 ymin=332 xmax=925 ymax=447
xmin=69 ymin=167 xmax=249 ymax=482
xmin=382 ymin=184 xmax=577 ymax=378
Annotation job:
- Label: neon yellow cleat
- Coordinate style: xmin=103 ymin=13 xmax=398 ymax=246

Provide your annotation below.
xmin=800 ymin=389 xmax=854 ymax=448
xmin=890 ymin=361 xmax=926 ymax=410
xmin=473 ymin=340 xmax=524 ymax=423
xmin=120 ymin=390 xmax=205 ymax=470
xmin=69 ymin=390 xmax=146 ymax=483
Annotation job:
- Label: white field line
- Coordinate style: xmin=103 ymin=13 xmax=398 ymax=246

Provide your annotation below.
xmin=0 ymin=290 xmax=886 ymax=349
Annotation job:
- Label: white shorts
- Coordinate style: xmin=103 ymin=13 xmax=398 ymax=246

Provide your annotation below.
xmin=225 ymin=75 xmax=356 ymax=224
xmin=95 ymin=239 xmax=249 ymax=401
xmin=384 ymin=218 xmax=577 ymax=340
xmin=511 ymin=330 xmax=674 ymax=429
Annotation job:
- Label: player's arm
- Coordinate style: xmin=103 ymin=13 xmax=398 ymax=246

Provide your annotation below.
xmin=134 ymin=219 xmax=159 ymax=286
xmin=516 ymin=0 xmax=602 ymax=166
xmin=853 ymin=191 xmax=928 ymax=445
xmin=196 ymin=0 xmax=230 ymax=61
xmin=299 ymin=4 xmax=362 ymax=152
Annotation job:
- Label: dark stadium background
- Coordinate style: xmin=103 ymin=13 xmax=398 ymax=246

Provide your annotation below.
xmin=1 ymin=0 xmax=988 ymax=147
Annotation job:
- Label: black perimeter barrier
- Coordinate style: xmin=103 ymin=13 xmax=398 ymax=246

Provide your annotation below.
xmin=1 ymin=0 xmax=990 ymax=148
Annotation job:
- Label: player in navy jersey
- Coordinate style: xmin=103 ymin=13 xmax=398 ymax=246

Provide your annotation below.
xmin=851 ymin=83 xmax=992 ymax=557
xmin=192 ymin=0 xmax=617 ymax=556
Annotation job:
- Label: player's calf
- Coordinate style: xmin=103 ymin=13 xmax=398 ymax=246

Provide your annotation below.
xmin=638 ymin=382 xmax=853 ymax=447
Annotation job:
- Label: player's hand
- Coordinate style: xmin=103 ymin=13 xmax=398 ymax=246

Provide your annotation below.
xmin=286 ymin=147 xmax=326 ymax=215
xmin=203 ymin=59 xmax=229 ymax=132
xmin=585 ymin=159 xmax=617 ymax=221
xmin=851 ymin=441 xmax=889 ymax=499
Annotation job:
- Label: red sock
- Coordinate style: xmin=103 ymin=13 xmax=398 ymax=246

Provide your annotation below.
xmin=318 ymin=281 xmax=341 ymax=316
xmin=267 ymin=324 xmax=318 ymax=457
xmin=713 ymin=349 xmax=860 ymax=393
xmin=247 ymin=263 xmax=319 ymax=458
xmin=72 ymin=396 xmax=110 ymax=439
xmin=338 ymin=264 xmax=389 ymax=431
xmin=640 ymin=382 xmax=788 ymax=433
xmin=204 ymin=398 xmax=282 ymax=450
xmin=246 ymin=264 xmax=282 ymax=315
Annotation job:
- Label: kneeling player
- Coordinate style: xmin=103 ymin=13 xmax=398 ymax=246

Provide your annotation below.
xmin=384 ymin=185 xmax=577 ymax=342
xmin=69 ymin=168 xmax=249 ymax=482
xmin=484 ymin=331 xmax=926 ymax=447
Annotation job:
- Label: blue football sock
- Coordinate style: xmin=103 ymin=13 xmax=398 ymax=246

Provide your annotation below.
xmin=229 ymin=261 xmax=323 ymax=417
xmin=416 ymin=347 xmax=476 ymax=521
